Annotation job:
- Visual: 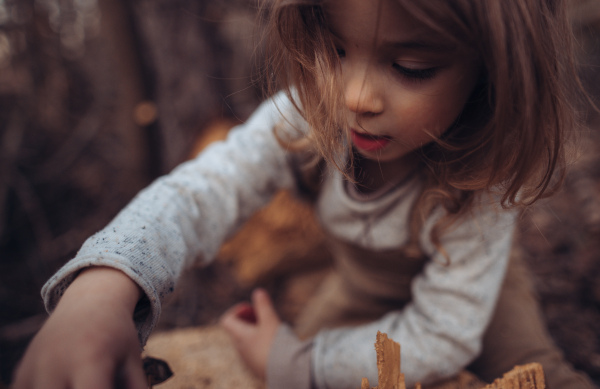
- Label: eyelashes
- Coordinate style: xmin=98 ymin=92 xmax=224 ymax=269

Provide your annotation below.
xmin=392 ymin=64 xmax=438 ymax=81
xmin=334 ymin=47 xmax=439 ymax=82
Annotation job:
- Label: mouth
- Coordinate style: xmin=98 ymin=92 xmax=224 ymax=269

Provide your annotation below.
xmin=350 ymin=129 xmax=391 ymax=152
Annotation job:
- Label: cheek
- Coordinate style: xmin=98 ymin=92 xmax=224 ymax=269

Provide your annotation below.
xmin=397 ymin=96 xmax=460 ymax=136
xmin=421 ymin=83 xmax=475 ymax=132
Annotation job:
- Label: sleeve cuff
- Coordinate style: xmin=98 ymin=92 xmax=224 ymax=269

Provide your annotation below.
xmin=266 ymin=324 xmax=314 ymax=389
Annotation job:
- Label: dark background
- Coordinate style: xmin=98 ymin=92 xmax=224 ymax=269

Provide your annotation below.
xmin=0 ymin=0 xmax=599 ymax=387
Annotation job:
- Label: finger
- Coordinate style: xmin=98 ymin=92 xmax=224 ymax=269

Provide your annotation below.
xmin=122 ymin=355 xmax=148 ymax=389
xmin=24 ymin=361 xmax=72 ymax=389
xmin=220 ymin=306 xmax=255 ymax=341
xmin=27 ymin=369 xmax=65 ymax=389
xmin=220 ymin=302 xmax=248 ymax=323
xmin=71 ymin=359 xmax=116 ymax=389
xmin=252 ymin=289 xmax=279 ymax=325
xmin=12 ymin=343 xmax=64 ymax=389
xmin=221 ymin=301 xmax=258 ymax=326
xmin=11 ymin=362 xmax=33 ymax=389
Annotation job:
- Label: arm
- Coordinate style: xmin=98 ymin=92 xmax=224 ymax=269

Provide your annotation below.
xmin=42 ymin=92 xmax=301 ymax=344
xmin=260 ymin=203 xmax=518 ymax=389
xmin=13 ymin=267 xmax=146 ymax=389
xmin=14 ymin=93 xmax=303 ymax=389
xmin=310 ymin=205 xmax=518 ymax=388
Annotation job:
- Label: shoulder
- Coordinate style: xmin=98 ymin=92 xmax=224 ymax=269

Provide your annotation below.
xmin=239 ymin=90 xmax=308 ymax=137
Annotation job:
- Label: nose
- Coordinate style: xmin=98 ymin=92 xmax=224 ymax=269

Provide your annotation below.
xmin=344 ymin=66 xmax=384 ymax=115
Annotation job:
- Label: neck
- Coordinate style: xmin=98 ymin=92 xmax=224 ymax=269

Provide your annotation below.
xmin=352 ymin=151 xmax=419 ymax=194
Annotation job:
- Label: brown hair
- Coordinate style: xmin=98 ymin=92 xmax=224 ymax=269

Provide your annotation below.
xmin=262 ymin=0 xmax=584 ymax=257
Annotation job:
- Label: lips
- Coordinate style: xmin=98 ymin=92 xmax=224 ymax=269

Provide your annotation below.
xmin=350 ymin=129 xmax=391 ymax=152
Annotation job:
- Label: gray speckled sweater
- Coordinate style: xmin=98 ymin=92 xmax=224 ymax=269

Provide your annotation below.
xmin=42 ymin=92 xmax=517 ymax=389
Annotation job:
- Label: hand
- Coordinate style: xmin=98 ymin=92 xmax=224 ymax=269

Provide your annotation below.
xmin=220 ymin=288 xmax=281 ymax=380
xmin=12 ymin=267 xmax=147 ymax=389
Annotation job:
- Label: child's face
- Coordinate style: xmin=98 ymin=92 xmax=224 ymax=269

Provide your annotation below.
xmin=325 ymin=0 xmax=481 ymax=164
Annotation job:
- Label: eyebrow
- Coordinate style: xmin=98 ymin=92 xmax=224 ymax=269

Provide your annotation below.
xmin=327 ymin=25 xmax=457 ymax=54
xmin=382 ymin=39 xmax=456 ymax=53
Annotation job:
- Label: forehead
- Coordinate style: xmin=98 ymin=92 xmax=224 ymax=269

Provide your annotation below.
xmin=324 ymin=0 xmax=454 ymax=51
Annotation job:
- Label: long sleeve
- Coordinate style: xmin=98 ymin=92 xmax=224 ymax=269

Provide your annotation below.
xmin=309 ymin=202 xmax=518 ymax=388
xmin=41 ymin=92 xmax=302 ymax=344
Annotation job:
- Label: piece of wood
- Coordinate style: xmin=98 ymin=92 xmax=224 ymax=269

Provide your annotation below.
xmin=361 ymin=332 xmax=545 ymax=389
xmin=144 ymin=326 xmax=264 ymax=389
xmin=481 ymin=363 xmax=545 ymax=389
xmin=375 ymin=331 xmax=404 ymax=389
xmin=362 ymin=331 xmax=406 ymax=389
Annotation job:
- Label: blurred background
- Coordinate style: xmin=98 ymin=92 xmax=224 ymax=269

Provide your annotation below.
xmin=0 ymin=0 xmax=599 ymax=387
xmin=0 ymin=0 xmax=266 ymax=384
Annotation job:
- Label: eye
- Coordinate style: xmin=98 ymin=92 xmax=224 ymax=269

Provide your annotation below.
xmin=392 ymin=64 xmax=438 ymax=81
xmin=335 ymin=47 xmax=346 ymax=58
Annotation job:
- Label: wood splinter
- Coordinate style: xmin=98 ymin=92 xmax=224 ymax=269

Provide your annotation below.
xmin=361 ymin=331 xmax=406 ymax=389
xmin=361 ymin=332 xmax=545 ymax=389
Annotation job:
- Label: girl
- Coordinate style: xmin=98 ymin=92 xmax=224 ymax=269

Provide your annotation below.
xmin=13 ymin=0 xmax=597 ymax=388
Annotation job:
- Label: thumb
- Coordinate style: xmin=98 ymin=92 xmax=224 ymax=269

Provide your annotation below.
xmin=252 ymin=288 xmax=279 ymax=324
